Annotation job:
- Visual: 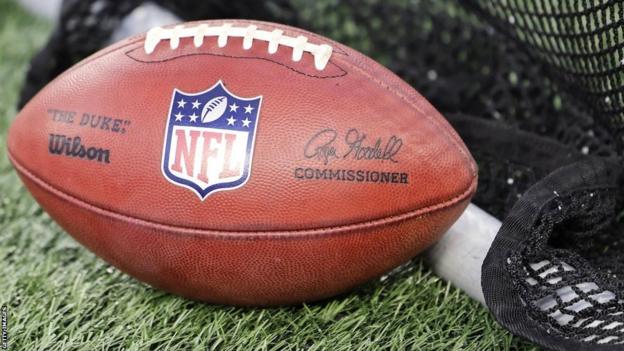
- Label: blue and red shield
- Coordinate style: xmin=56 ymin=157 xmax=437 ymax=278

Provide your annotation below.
xmin=161 ymin=81 xmax=262 ymax=200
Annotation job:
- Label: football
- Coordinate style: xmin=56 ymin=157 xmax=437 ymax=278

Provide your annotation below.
xmin=7 ymin=19 xmax=477 ymax=306
xmin=201 ymin=96 xmax=228 ymax=123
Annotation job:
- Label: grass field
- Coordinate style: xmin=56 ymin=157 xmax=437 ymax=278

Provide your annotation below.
xmin=0 ymin=1 xmax=537 ymax=350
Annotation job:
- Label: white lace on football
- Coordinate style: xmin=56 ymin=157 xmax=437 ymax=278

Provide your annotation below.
xmin=144 ymin=23 xmax=334 ymax=71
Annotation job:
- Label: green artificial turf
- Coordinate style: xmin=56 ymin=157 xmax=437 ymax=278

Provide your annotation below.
xmin=0 ymin=1 xmax=537 ymax=350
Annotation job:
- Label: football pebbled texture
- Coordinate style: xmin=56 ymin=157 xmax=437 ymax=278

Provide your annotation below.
xmin=7 ymin=19 xmax=477 ymax=306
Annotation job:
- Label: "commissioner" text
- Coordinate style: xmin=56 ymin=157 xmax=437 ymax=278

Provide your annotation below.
xmin=294 ymin=167 xmax=408 ymax=184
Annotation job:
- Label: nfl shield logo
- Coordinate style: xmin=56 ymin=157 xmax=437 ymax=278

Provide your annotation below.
xmin=161 ymin=81 xmax=262 ymax=200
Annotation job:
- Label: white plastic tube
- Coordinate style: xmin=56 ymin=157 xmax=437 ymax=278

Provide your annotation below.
xmin=425 ymin=203 xmax=502 ymax=304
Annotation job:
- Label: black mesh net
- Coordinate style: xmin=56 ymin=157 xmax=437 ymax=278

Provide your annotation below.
xmin=16 ymin=0 xmax=624 ymax=349
xmin=483 ymin=158 xmax=624 ymax=350
xmin=464 ymin=0 xmax=624 ymax=150
xmin=458 ymin=1 xmax=624 ymax=349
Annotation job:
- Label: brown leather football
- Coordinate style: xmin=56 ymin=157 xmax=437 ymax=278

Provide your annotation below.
xmin=7 ymin=19 xmax=477 ymax=306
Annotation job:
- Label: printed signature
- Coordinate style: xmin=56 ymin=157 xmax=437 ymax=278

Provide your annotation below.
xmin=304 ymin=128 xmax=403 ymax=165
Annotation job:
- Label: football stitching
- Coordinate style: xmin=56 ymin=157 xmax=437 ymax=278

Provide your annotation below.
xmin=144 ymin=23 xmax=334 ymax=71
xmin=8 ymin=150 xmax=476 ymax=240
xmin=125 ymin=47 xmax=348 ymax=79
xmin=180 ymin=18 xmax=350 ymax=57
xmin=42 ymin=20 xmax=350 ymax=100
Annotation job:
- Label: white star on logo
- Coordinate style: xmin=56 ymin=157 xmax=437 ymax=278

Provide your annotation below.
xmin=244 ymin=104 xmax=254 ymax=114
xmin=242 ymin=117 xmax=252 ymax=127
xmin=174 ymin=112 xmax=184 ymax=121
xmin=177 ymin=99 xmax=187 ymax=108
xmin=229 ymin=103 xmax=239 ymax=112
xmin=191 ymin=99 xmax=201 ymax=109
xmin=227 ymin=116 xmax=237 ymax=126
xmin=189 ymin=113 xmax=198 ymax=123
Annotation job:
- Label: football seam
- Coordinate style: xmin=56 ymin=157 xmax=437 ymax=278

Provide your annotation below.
xmin=8 ymin=150 xmax=476 ymax=240
xmin=31 ymin=19 xmax=350 ymax=87
xmin=125 ymin=47 xmax=349 ymax=79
